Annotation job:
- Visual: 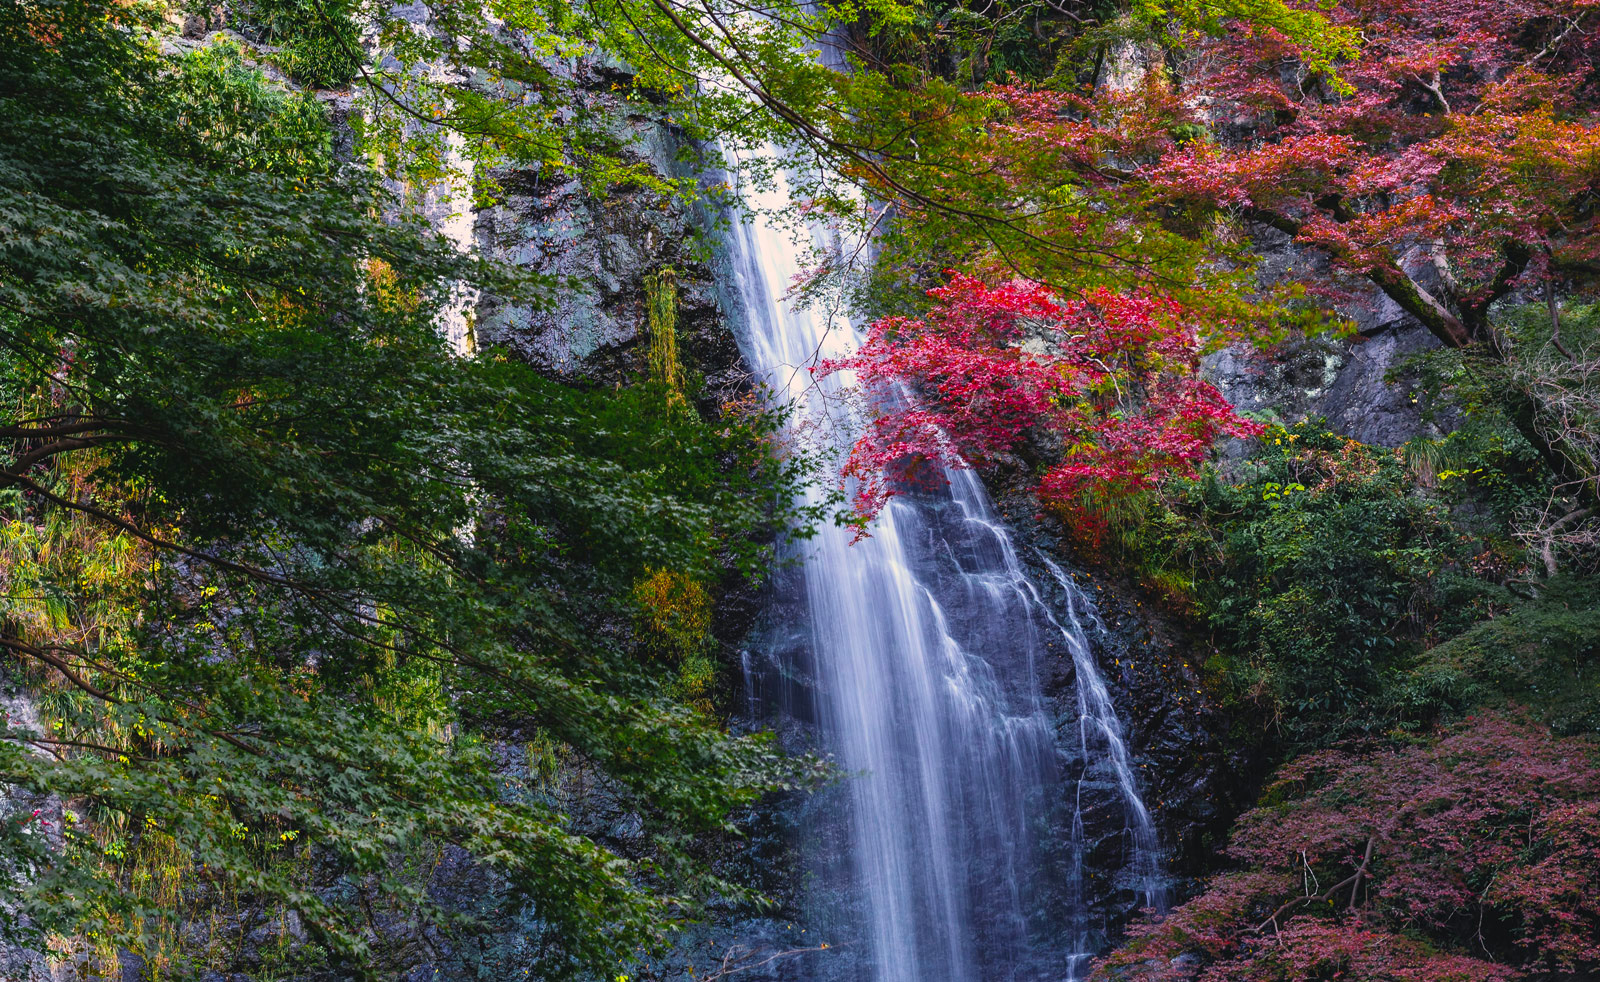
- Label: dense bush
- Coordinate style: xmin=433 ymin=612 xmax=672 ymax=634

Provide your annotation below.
xmin=235 ymin=0 xmax=362 ymax=88
xmin=1117 ymin=420 xmax=1517 ymax=745
xmin=1391 ymin=576 xmax=1600 ymax=736
xmin=1410 ymin=302 xmax=1600 ymax=575
xmin=1089 ymin=426 xmax=1600 ymax=979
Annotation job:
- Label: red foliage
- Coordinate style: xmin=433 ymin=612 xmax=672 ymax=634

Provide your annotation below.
xmin=1093 ymin=711 xmax=1600 ymax=981
xmin=1158 ymin=0 xmax=1600 ymax=290
xmin=818 ymin=273 xmax=1262 ymax=520
xmin=1205 ymin=921 xmax=1521 ymax=982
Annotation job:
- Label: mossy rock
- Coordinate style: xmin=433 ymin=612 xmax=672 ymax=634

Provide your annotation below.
xmin=1391 ymin=576 xmax=1600 ymax=734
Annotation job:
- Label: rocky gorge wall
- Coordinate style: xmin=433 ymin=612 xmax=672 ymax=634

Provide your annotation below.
xmin=468 ymin=60 xmax=748 ymax=409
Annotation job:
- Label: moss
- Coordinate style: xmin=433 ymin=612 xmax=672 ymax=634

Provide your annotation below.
xmin=1391 ymin=576 xmax=1600 ymax=734
xmin=631 ymin=567 xmax=719 ymax=714
xmin=644 ymin=266 xmax=684 ymax=405
xmin=674 ymin=652 xmax=716 ymax=716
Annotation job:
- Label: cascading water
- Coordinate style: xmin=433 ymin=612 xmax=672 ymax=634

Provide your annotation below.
xmin=1038 ymin=556 xmax=1169 ymax=972
xmin=724 ymin=153 xmax=1165 ymax=981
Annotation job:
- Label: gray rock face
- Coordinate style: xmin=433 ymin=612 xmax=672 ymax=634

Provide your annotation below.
xmin=472 ymin=64 xmax=745 ymax=400
xmin=1204 ymin=321 xmax=1448 ymax=448
xmin=1204 ymin=225 xmax=1453 ymax=449
xmin=476 ymin=161 xmax=735 ymax=391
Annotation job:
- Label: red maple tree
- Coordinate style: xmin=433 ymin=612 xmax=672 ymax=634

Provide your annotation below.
xmin=1094 ymin=711 xmax=1600 ymax=981
xmin=976 ymin=0 xmax=1600 ymax=499
xmin=819 ymin=273 xmax=1262 ymax=520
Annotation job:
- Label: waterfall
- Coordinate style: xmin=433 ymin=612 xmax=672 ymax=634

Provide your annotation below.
xmin=723 ymin=152 xmax=1164 ymax=981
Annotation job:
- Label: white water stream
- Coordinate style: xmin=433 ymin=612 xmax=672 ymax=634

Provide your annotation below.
xmin=724 ymin=154 xmax=1165 ymax=981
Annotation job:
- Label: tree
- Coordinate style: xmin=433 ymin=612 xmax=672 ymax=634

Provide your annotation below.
xmin=814 ymin=0 xmax=1600 ymax=550
xmin=1136 ymin=0 xmax=1600 ymax=500
xmin=0 ymin=2 xmax=816 ymax=976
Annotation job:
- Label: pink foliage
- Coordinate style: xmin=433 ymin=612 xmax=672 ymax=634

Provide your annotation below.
xmin=972 ymin=0 xmax=1600 ymax=327
xmin=1149 ymin=0 xmax=1600 ymax=286
xmin=1199 ymin=921 xmax=1522 ymax=982
xmin=1094 ymin=712 xmax=1600 ymax=981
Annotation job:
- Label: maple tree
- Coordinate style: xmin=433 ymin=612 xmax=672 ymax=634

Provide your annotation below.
xmin=812 ymin=0 xmax=1359 ymax=305
xmin=1146 ymin=0 xmax=1600 ymax=501
xmin=819 ymin=272 xmax=1262 ymax=520
xmin=824 ymin=0 xmax=1600 ymax=527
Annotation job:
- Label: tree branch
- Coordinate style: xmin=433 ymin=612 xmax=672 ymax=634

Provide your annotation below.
xmin=1 ymin=636 xmax=119 ymax=702
xmin=1243 ymin=207 xmax=1472 ymax=345
xmin=1251 ymin=835 xmax=1377 ymax=937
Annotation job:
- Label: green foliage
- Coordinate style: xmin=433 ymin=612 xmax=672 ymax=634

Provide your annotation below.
xmin=236 ymin=0 xmax=363 ymax=88
xmin=0 ymin=3 xmax=820 ymax=977
xmin=200 ymin=0 xmax=1367 ymax=334
xmin=1406 ymin=301 xmax=1599 ymax=570
xmin=172 ymin=40 xmax=338 ymax=172
xmin=1407 ymin=421 xmax=1552 ymax=527
xmin=274 ymin=28 xmax=363 ymax=90
xmin=865 ymin=0 xmax=1066 ymax=88
xmin=1391 ymin=575 xmax=1600 ymax=736
xmin=1127 ymin=0 xmax=1360 ymax=80
xmin=631 ymin=567 xmax=717 ymax=713
xmin=335 ymin=0 xmax=900 ymax=205
xmin=1493 ymin=300 xmax=1600 ymax=480
xmin=1123 ymin=421 xmax=1511 ymax=745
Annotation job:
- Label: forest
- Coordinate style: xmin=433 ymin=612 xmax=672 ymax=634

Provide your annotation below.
xmin=0 ymin=0 xmax=1596 ymax=980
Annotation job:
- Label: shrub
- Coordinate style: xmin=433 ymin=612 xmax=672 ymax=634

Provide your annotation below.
xmin=1094 ymin=712 xmax=1600 ymax=981
xmin=1124 ymin=420 xmax=1511 ymax=745
xmin=1391 ymin=576 xmax=1600 ymax=735
xmin=236 ymin=0 xmax=362 ymax=88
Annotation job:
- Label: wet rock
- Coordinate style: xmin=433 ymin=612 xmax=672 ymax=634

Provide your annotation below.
xmin=991 ymin=496 xmax=1265 ymax=933
xmin=166 ymin=5 xmax=224 ymax=39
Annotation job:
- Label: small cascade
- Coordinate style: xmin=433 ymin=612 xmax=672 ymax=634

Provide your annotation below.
xmin=1040 ymin=557 xmax=1169 ymax=963
xmin=724 ymin=148 xmax=1165 ymax=981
